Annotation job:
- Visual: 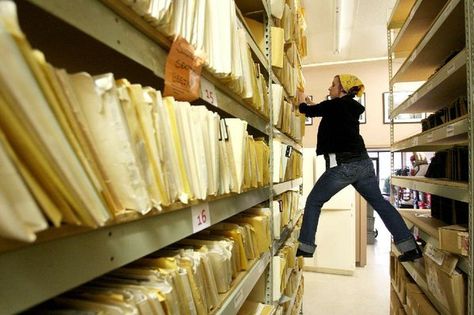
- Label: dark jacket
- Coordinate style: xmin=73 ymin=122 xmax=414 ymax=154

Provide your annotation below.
xmin=299 ymin=95 xmax=367 ymax=157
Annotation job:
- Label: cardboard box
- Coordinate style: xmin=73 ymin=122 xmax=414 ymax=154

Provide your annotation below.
xmin=406 ymin=283 xmax=439 ymax=315
xmin=390 ymin=251 xmax=413 ymax=304
xmin=424 ymin=246 xmax=465 ymax=315
xmin=439 ymin=225 xmax=469 ymax=256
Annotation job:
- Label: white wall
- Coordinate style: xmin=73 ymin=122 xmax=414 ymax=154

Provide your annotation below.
xmin=302 ymin=60 xmax=421 ymax=149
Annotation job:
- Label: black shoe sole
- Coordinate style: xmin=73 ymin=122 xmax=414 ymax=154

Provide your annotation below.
xmin=296 ymin=249 xmax=313 ymax=258
xmin=398 ymin=253 xmax=423 ymax=262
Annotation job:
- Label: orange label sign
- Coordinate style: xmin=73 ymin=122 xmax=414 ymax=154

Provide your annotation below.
xmin=164 ymin=37 xmax=203 ymax=101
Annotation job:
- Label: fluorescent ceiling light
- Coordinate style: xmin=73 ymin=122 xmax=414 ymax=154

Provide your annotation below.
xmin=302 ymin=56 xmax=388 ymax=68
xmin=333 ymin=0 xmax=342 ymax=54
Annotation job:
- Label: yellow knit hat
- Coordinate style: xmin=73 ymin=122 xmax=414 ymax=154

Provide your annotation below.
xmin=338 ymin=74 xmax=365 ymax=97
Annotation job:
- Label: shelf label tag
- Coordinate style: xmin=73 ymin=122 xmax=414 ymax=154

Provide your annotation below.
xmin=164 ymin=36 xmax=203 ymax=102
xmin=192 ymin=203 xmax=211 ymax=233
xmin=200 ymin=79 xmax=219 ymax=107
xmin=427 ymin=132 xmax=434 ymax=143
xmin=447 ymin=124 xmax=455 ymax=137
xmin=234 ymin=288 xmax=244 ymax=309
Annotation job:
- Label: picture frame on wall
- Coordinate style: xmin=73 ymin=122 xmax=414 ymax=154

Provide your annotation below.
xmin=305 ymin=117 xmax=313 ymax=125
xmin=383 ymin=92 xmax=426 ymax=124
xmin=327 ymin=93 xmax=367 ymax=124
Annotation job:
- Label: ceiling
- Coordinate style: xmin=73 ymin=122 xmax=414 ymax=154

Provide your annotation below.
xmin=301 ymin=0 xmax=397 ymax=66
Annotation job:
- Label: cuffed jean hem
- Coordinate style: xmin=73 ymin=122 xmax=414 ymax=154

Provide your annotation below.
xmin=395 ymin=237 xmax=417 ymax=253
xmin=298 ymin=241 xmax=316 ymax=254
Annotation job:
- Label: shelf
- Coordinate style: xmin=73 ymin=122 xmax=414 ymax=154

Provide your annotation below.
xmin=273 ymin=209 xmax=303 ymax=253
xmin=390 ymin=49 xmax=467 ymax=117
xmin=390 ymin=0 xmax=449 ymax=58
xmin=214 ymin=251 xmax=271 ymax=315
xmin=390 ymin=281 xmax=410 ymax=313
xmin=272 ymin=73 xmax=291 ymax=100
xmin=273 ymin=178 xmax=303 ymax=196
xmin=390 ymin=0 xmax=465 ymax=84
xmin=235 ymin=0 xmax=269 ymax=17
xmin=388 ymin=0 xmax=417 ymax=29
xmin=399 ymin=209 xmax=469 ymax=274
xmin=0 ymin=187 xmax=270 ymax=314
xmin=392 ymin=244 xmax=451 ymax=315
xmin=26 ymin=0 xmax=270 ymax=135
xmin=235 ymin=7 xmax=269 ymax=73
xmin=283 ymin=271 xmax=304 ymax=315
xmin=274 ymin=128 xmax=303 ymax=153
xmin=391 ymin=114 xmax=468 ymax=151
xmin=391 ymin=176 xmax=468 ymax=202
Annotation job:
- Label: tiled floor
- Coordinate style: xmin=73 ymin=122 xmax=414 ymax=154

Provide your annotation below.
xmin=302 ymin=215 xmax=392 ymax=315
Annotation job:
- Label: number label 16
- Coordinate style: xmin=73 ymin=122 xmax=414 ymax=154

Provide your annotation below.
xmin=192 ymin=203 xmax=211 ymax=232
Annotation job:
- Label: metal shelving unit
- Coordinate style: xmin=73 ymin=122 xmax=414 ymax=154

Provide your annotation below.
xmin=273 ymin=129 xmax=303 ymax=153
xmin=273 ymin=178 xmax=303 ymax=196
xmin=234 ymin=0 xmax=269 ymax=17
xmin=391 ymin=114 xmax=468 ymax=151
xmin=237 ymin=13 xmax=269 ymax=74
xmin=388 ymin=0 xmax=473 ymax=312
xmin=0 ymin=187 xmax=271 ymax=314
xmin=390 ymin=49 xmax=467 ymax=117
xmin=281 ymin=270 xmax=303 ymax=315
xmin=399 ymin=210 xmax=470 ymax=274
xmin=215 ymin=251 xmax=272 ymax=315
xmin=391 ymin=0 xmax=465 ymax=84
xmin=390 ymin=0 xmax=449 ymax=58
xmin=271 ymin=72 xmax=291 ymax=100
xmin=392 ymin=245 xmax=451 ymax=315
xmin=0 ymin=0 xmax=310 ymax=314
xmin=26 ymin=0 xmax=270 ymax=135
xmin=273 ymin=209 xmax=303 ymax=253
xmin=391 ymin=176 xmax=468 ymax=202
xmin=390 ymin=281 xmax=410 ymax=313
xmin=388 ymin=0 xmax=417 ymax=29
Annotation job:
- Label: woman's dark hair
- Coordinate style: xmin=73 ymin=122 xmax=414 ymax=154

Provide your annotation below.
xmin=347 ymin=86 xmax=361 ymax=98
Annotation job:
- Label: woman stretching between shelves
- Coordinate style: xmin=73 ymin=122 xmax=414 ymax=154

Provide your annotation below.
xmin=296 ymin=74 xmax=421 ymax=262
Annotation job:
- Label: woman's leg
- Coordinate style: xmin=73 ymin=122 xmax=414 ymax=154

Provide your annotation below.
xmin=298 ymin=166 xmax=353 ymax=255
xmin=351 ymin=159 xmax=418 ymax=253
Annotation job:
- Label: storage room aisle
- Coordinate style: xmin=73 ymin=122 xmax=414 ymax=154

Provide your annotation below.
xmin=303 ymin=214 xmax=391 ymax=315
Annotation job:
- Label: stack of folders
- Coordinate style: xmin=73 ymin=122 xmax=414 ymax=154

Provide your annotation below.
xmin=271 ymin=0 xmax=307 ymax=59
xmin=27 ymin=211 xmax=270 ymax=314
xmin=284 ymin=41 xmax=305 ymax=95
xmin=0 ymin=1 xmax=269 ymax=243
xmin=279 ymin=249 xmax=304 ymax=314
xmin=269 ymin=0 xmax=308 ymax=97
xmin=283 ymin=276 xmax=304 ymax=315
xmin=119 ymin=0 xmax=270 ymax=118
xmin=272 ymin=237 xmax=301 ymax=302
xmin=272 ymin=140 xmax=303 ymax=184
xmin=272 ymin=84 xmax=305 ymax=141
xmin=272 ymin=191 xmax=301 ymax=239
xmin=0 ymin=1 xmax=112 ymax=241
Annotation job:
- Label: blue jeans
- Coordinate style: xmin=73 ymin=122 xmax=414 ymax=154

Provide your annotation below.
xmin=298 ymin=158 xmax=417 ymax=254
